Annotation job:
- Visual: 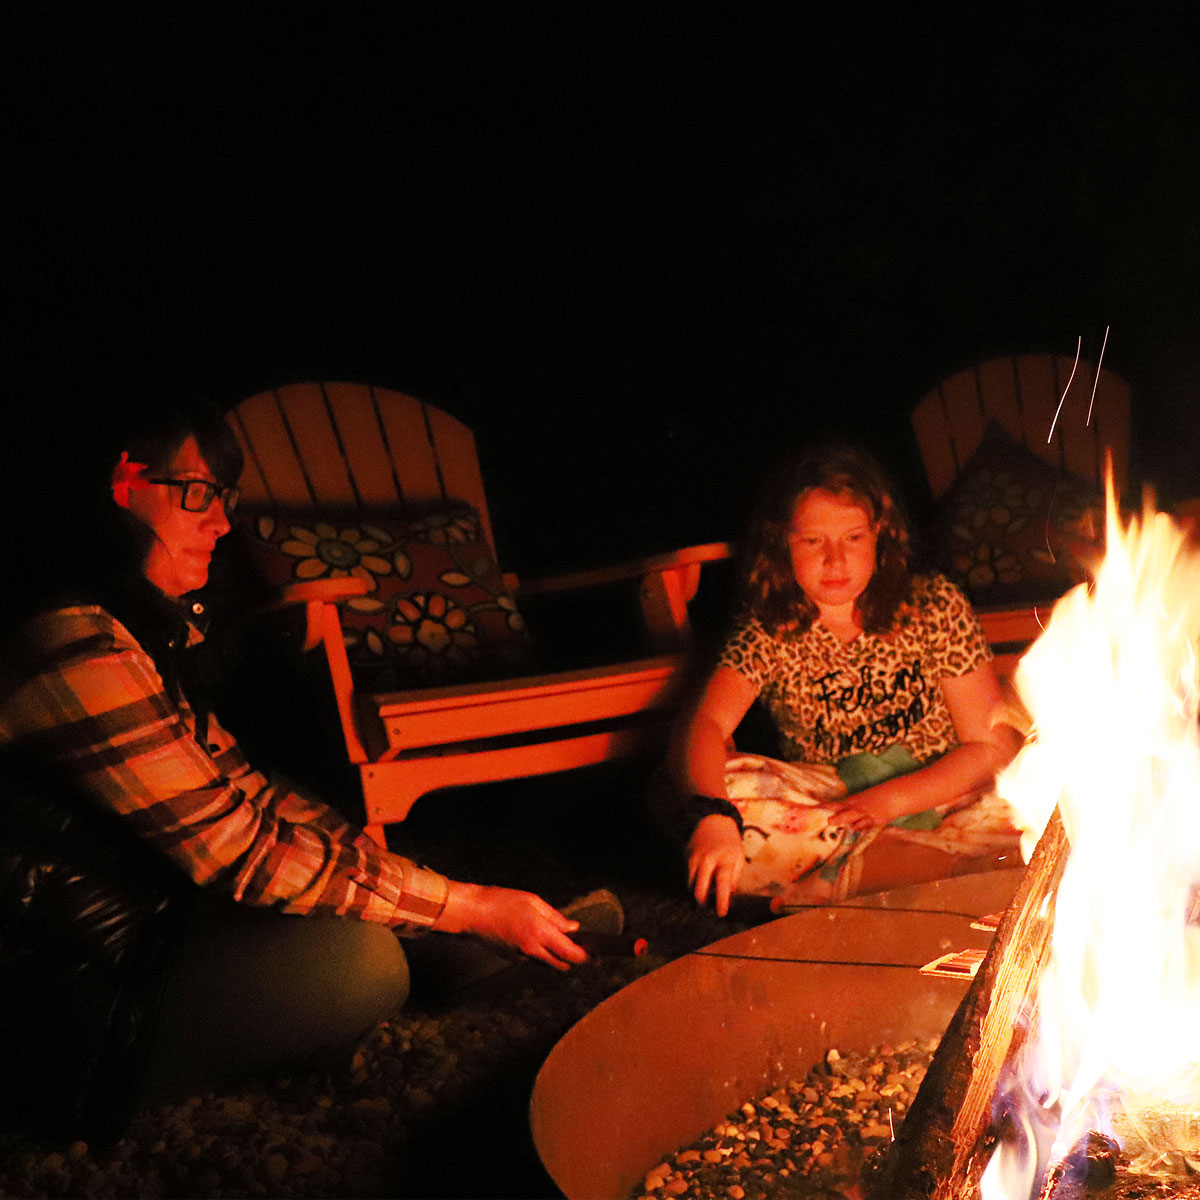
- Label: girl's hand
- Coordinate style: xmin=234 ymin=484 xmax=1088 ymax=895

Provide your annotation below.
xmin=826 ymin=781 xmax=912 ymax=831
xmin=686 ymin=813 xmax=745 ymax=917
xmin=436 ymin=882 xmax=589 ymax=970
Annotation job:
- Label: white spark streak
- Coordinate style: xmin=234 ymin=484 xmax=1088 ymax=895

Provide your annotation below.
xmin=1086 ymin=325 xmax=1111 ymax=427
xmin=1047 ymin=337 xmax=1082 ymax=444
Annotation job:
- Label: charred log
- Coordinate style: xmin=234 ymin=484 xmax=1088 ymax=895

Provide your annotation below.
xmin=867 ymin=808 xmax=1070 ymax=1199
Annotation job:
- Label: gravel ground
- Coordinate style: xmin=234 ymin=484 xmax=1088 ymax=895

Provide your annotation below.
xmin=0 ymin=761 xmax=770 ymax=1200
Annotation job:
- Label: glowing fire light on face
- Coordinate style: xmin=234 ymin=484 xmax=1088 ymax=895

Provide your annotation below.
xmin=980 ymin=477 xmax=1200 ymax=1198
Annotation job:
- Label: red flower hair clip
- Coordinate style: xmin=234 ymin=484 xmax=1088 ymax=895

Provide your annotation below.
xmin=112 ymin=451 xmax=151 ymax=507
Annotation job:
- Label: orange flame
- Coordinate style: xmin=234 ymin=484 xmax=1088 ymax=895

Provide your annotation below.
xmin=981 ymin=474 xmax=1200 ymax=1197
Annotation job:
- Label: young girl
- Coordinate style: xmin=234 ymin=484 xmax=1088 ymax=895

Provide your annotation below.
xmin=657 ymin=444 xmax=1024 ymax=916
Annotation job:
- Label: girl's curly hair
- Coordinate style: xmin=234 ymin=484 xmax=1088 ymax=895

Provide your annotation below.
xmin=741 ymin=443 xmax=913 ymax=636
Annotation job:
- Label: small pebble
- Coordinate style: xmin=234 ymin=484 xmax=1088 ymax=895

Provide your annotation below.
xmin=644 ymin=1164 xmax=670 ymax=1190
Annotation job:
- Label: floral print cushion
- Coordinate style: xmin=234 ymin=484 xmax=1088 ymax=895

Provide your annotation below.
xmin=240 ymin=505 xmax=532 ymax=690
xmin=937 ymin=423 xmax=1103 ymax=607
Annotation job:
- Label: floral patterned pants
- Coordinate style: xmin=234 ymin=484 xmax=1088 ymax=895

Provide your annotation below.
xmin=723 ymin=751 xmax=1022 ymax=904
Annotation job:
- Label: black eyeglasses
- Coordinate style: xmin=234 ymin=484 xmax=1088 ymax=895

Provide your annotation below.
xmin=149 ymin=478 xmax=240 ymax=515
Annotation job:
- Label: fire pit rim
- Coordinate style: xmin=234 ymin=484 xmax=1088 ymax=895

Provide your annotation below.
xmin=531 ymin=869 xmax=1023 ymax=1200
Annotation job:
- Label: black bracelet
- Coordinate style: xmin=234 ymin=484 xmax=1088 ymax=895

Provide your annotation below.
xmin=681 ymin=794 xmax=744 ymax=838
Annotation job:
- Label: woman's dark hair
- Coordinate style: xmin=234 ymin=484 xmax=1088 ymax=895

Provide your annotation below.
xmin=100 ymin=402 xmax=244 ymax=583
xmin=43 ymin=399 xmax=243 ymax=600
xmin=2 ymin=398 xmax=243 ymax=696
xmin=740 ymin=443 xmax=913 ymax=636
xmin=122 ymin=406 xmax=243 ymax=488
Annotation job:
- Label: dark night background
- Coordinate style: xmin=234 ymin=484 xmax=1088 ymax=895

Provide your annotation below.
xmin=9 ymin=4 xmax=1200 ymax=576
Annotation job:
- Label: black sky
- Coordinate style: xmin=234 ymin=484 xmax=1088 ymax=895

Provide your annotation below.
xmin=10 ymin=5 xmax=1200 ymax=570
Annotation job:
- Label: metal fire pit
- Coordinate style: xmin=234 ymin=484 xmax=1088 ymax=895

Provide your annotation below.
xmin=531 ymin=869 xmax=1022 ymax=1199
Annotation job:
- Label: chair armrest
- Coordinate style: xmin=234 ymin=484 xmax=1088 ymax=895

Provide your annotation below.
xmin=977 ymin=605 xmax=1046 ymax=650
xmin=977 ymin=605 xmax=1048 ymax=688
xmin=516 ymin=542 xmax=734 ymax=597
xmin=517 ymin=542 xmax=735 ymax=651
xmin=266 ymin=577 xmax=373 ymax=653
xmin=271 ymin=578 xmax=374 ymax=607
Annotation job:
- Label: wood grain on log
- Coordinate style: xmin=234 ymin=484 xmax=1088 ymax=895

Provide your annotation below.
xmin=868 ymin=808 xmax=1070 ymax=1199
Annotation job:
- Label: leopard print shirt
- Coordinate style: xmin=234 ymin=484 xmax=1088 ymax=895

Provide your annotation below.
xmin=718 ymin=573 xmax=991 ymax=766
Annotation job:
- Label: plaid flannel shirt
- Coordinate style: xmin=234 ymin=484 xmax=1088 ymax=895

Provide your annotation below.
xmin=0 ymin=605 xmax=449 ymax=935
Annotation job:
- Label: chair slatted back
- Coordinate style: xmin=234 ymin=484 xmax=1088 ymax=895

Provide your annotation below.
xmin=229 ymin=382 xmax=496 ymax=550
xmin=912 ymin=354 xmax=1131 ymax=500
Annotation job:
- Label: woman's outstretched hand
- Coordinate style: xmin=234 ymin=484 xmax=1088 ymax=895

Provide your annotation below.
xmin=686 ymin=813 xmax=745 ymax=917
xmin=435 ymin=881 xmax=588 ymax=970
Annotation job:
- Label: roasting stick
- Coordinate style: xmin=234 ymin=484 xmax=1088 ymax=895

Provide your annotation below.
xmin=571 ymin=932 xmax=649 ymax=958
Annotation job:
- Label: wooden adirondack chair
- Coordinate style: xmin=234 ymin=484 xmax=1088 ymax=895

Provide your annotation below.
xmin=910 ymin=351 xmax=1133 ymax=679
xmin=228 ymin=382 xmax=732 ymax=844
xmin=911 ymin=351 xmax=1131 ymax=501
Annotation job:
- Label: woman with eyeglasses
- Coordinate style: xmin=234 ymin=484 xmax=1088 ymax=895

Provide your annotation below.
xmin=0 ymin=402 xmax=606 ymax=1141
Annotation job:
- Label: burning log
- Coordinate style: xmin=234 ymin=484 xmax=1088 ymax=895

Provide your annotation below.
xmin=866 ymin=806 xmax=1069 ymax=1199
xmin=1034 ymin=1131 xmax=1120 ymax=1199
xmin=868 ymin=486 xmax=1200 ymax=1199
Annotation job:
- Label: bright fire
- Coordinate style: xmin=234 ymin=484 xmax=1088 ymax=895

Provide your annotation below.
xmin=981 ymin=480 xmax=1200 ymax=1198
